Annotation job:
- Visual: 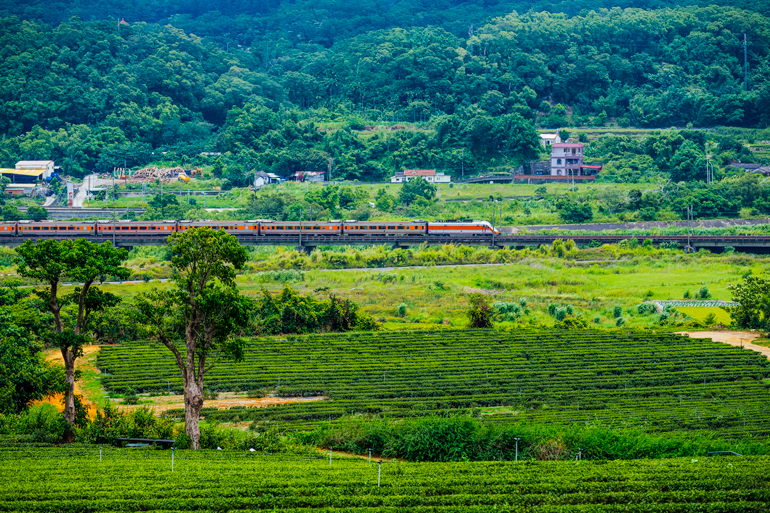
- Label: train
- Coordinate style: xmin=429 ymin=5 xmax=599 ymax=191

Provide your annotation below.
xmin=0 ymin=219 xmax=500 ymax=237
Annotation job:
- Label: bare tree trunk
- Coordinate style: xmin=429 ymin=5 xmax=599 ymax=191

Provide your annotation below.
xmin=61 ymin=348 xmax=76 ymax=443
xmin=184 ymin=380 xmax=204 ymax=449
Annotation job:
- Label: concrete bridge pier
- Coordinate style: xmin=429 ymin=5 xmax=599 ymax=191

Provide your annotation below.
xmin=295 ymin=245 xmax=315 ymax=254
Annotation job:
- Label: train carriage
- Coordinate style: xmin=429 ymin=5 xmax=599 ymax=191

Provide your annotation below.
xmin=0 ymin=221 xmax=17 ymax=235
xmin=178 ymin=220 xmax=259 ymax=234
xmin=18 ymin=220 xmax=97 ymax=236
xmin=259 ymin=221 xmax=343 ymax=235
xmin=428 ymin=221 xmax=498 ymax=236
xmin=342 ymin=220 xmax=427 ymax=235
xmin=96 ymin=220 xmax=176 ymax=235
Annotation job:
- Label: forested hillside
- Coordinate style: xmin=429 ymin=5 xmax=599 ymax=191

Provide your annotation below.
xmin=1 ymin=0 xmax=769 ymax=181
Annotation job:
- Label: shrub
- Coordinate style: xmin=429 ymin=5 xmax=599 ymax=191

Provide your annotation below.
xmin=593 ymin=316 xmax=601 ymax=324
xmin=466 ymin=294 xmax=493 ymax=329
xmin=122 ymin=387 xmax=138 ymax=405
xmin=696 ymin=286 xmax=711 ymax=299
xmin=616 ymin=317 xmax=626 ymax=327
xmin=638 ymin=303 xmax=657 ymax=315
xmin=613 ymin=306 xmax=622 ymax=318
xmin=397 ymin=303 xmax=407 ymax=317
xmin=555 ymin=317 xmax=587 ymax=329
xmin=16 ymin=403 xmax=66 ymax=443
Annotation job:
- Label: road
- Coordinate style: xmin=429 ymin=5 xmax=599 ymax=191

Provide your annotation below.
xmin=680 ymin=331 xmax=770 ymax=361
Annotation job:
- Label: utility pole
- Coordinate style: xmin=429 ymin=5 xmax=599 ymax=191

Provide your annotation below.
xmin=328 ymin=158 xmax=334 ymax=182
xmin=744 ymin=33 xmax=748 ymax=91
xmin=299 ymin=208 xmax=303 ymax=249
xmin=705 ymin=158 xmax=714 ymax=185
xmin=461 ymin=149 xmax=464 ymax=180
xmin=686 ymin=205 xmax=694 ymax=255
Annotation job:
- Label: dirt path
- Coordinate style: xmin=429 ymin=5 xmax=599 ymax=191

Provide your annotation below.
xmin=115 ymin=392 xmax=326 ymax=414
xmin=677 ymin=331 xmax=770 ymax=360
xmin=36 ymin=345 xmax=101 ymax=417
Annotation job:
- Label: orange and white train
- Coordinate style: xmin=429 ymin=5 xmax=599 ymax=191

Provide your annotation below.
xmin=0 ymin=220 xmax=499 ymax=237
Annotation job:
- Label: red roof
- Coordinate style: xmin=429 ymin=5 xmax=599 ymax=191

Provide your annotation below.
xmin=552 ymin=143 xmax=583 ymax=148
xmin=581 ymin=165 xmax=602 ymax=169
xmin=404 ymin=169 xmax=436 ymax=176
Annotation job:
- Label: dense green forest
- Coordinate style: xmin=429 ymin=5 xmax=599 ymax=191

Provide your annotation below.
xmin=1 ymin=0 xmax=769 ymax=181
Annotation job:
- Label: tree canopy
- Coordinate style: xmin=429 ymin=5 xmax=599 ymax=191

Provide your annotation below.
xmin=134 ymin=227 xmax=252 ymax=449
xmin=1 ymin=3 xmax=769 ymax=180
xmin=14 ymin=239 xmax=130 ymax=439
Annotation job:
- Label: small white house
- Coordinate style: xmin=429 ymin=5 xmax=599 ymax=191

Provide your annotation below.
xmin=254 ymin=171 xmax=281 ymax=188
xmin=539 ymin=132 xmax=562 ymax=148
xmin=391 ymin=169 xmax=451 ymax=184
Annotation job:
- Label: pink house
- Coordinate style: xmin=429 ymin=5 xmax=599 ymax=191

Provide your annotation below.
xmin=550 ymin=143 xmax=583 ymax=176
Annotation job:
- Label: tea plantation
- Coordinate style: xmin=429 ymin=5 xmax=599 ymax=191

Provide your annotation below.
xmin=96 ymin=330 xmax=770 ymax=438
xmin=1 ymin=446 xmax=769 ymax=512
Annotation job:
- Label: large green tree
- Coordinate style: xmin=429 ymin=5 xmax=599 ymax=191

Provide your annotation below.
xmin=0 ymin=280 xmax=64 ymax=414
xmin=398 ymin=177 xmax=437 ymax=205
xmin=14 ymin=239 xmax=129 ymax=440
xmin=725 ymin=275 xmax=770 ymax=331
xmin=134 ymin=228 xmax=252 ymax=449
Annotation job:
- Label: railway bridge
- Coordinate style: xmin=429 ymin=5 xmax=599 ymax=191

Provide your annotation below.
xmin=0 ymin=233 xmax=767 ymax=252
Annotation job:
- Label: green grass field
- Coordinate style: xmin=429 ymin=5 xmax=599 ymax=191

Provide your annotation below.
xmin=71 ymin=246 xmax=764 ymax=329
xmin=675 ymin=307 xmax=733 ymax=325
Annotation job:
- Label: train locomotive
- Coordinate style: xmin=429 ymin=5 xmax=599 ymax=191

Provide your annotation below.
xmin=0 ymin=219 xmax=499 ymax=238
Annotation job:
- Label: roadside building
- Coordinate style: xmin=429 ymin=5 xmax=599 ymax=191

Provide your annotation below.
xmin=512 ymin=143 xmax=602 ymax=184
xmin=0 ymin=160 xmax=55 ymax=184
xmin=4 ymin=183 xmax=36 ymax=196
xmin=550 ymin=143 xmax=583 ymax=176
xmin=292 ymin=171 xmax=325 ymax=182
xmin=391 ymin=169 xmax=451 ymax=183
xmin=254 ymin=171 xmax=281 ymax=188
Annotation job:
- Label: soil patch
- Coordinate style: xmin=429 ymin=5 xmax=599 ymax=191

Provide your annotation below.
xmin=677 ymin=331 xmax=770 ymax=360
xmin=34 ymin=345 xmax=101 ymax=418
xmin=112 ymin=392 xmax=326 ymax=413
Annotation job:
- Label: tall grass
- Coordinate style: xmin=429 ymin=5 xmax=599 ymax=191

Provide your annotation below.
xmin=298 ymin=415 xmax=770 ymax=462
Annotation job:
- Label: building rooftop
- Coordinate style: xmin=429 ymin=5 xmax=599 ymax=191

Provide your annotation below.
xmin=0 ymin=169 xmax=46 ymax=176
xmin=404 ymin=169 xmax=437 ymax=176
xmin=16 ymin=160 xmax=54 ymax=167
xmin=552 ymin=143 xmax=583 ymax=148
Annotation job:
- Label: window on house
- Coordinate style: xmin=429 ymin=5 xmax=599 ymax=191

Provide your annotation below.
xmin=557 ymin=159 xmax=561 ymax=165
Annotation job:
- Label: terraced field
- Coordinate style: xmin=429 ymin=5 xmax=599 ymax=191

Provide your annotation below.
xmin=1 ymin=446 xmax=769 ymax=512
xmin=97 ymin=330 xmax=770 ymax=438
